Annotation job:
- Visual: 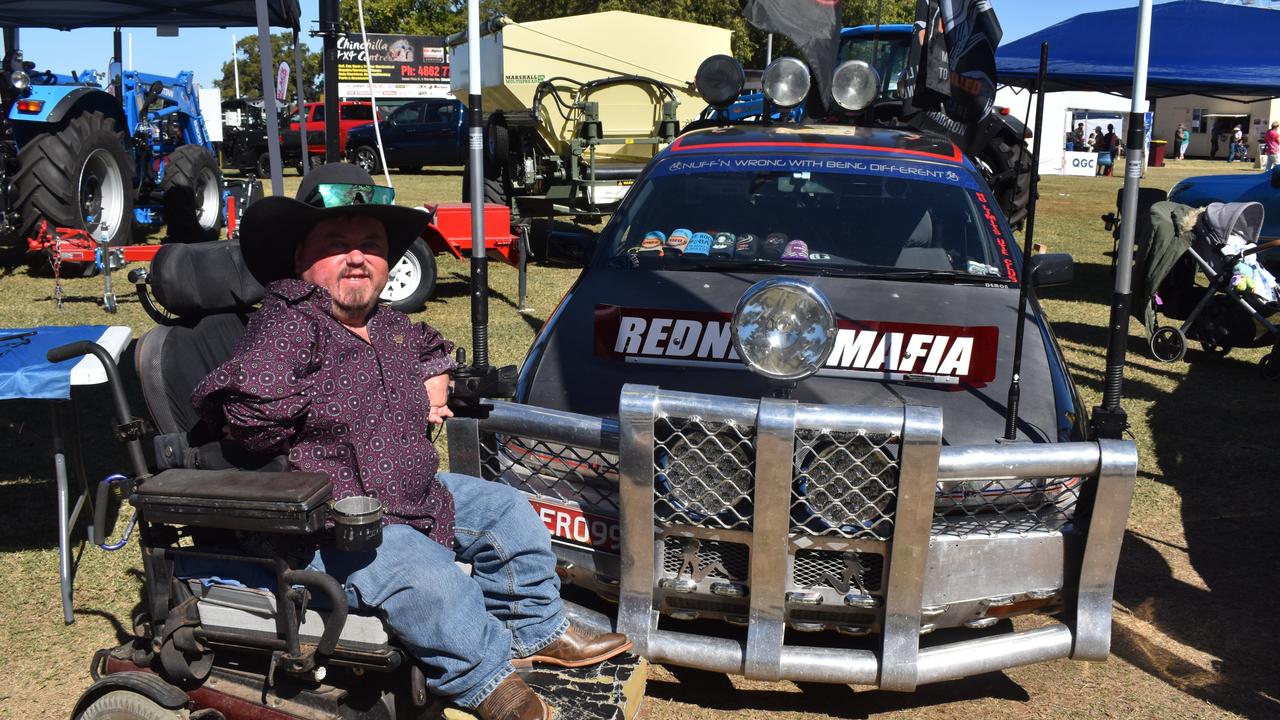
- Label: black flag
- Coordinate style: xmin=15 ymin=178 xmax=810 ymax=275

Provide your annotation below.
xmin=900 ymin=0 xmax=1003 ymax=144
xmin=741 ymin=0 xmax=843 ymax=113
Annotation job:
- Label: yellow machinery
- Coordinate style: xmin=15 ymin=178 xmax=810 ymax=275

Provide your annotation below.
xmin=450 ymin=11 xmax=731 ymax=221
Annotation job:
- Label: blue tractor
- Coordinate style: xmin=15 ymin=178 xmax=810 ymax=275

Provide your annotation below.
xmin=1 ymin=38 xmax=224 ymax=254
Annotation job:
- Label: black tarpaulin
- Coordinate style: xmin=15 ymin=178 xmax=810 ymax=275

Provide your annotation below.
xmin=0 ymin=0 xmax=300 ymax=30
xmin=900 ymin=0 xmax=1002 ymax=144
xmin=741 ymin=0 xmax=843 ymax=111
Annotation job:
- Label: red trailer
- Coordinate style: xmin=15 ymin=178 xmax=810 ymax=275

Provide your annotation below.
xmin=29 ymin=201 xmax=531 ymax=315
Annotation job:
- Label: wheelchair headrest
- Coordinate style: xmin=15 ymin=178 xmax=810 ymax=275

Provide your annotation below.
xmin=151 ymin=241 xmax=265 ymax=317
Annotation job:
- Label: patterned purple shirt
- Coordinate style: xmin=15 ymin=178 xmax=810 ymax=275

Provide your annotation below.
xmin=192 ymin=278 xmax=457 ymax=547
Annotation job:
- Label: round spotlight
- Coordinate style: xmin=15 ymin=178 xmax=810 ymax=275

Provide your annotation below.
xmin=761 ymin=57 xmax=811 ymax=109
xmin=9 ymin=70 xmax=30 ymax=92
xmin=794 ymin=435 xmax=895 ymax=532
xmin=832 ymin=60 xmax=880 ymax=112
xmin=731 ymin=278 xmax=837 ymax=382
xmin=656 ymin=424 xmax=753 ymax=522
xmin=695 ymin=54 xmax=746 ymax=110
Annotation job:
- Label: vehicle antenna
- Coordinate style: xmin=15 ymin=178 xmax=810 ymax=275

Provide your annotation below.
xmin=448 ymin=0 xmax=517 ymax=419
xmin=1092 ymin=0 xmax=1153 ymax=441
xmin=1001 ymin=42 xmax=1048 ymax=442
xmin=466 ymin=0 xmax=488 ymax=369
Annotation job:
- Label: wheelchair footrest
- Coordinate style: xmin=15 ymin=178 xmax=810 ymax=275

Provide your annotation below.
xmin=190 ymin=581 xmax=390 ymax=655
xmin=444 ymin=655 xmax=648 ymax=720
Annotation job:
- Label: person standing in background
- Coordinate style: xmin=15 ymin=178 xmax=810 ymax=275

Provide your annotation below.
xmin=1102 ymin=124 xmax=1122 ymax=176
xmin=1228 ymin=125 xmax=1244 ymax=162
xmin=1175 ymin=124 xmax=1188 ymax=160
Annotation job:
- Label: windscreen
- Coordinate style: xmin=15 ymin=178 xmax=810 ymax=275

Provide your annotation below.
xmin=603 ymin=154 xmax=1015 ymax=281
xmin=839 ymin=34 xmax=911 ymax=99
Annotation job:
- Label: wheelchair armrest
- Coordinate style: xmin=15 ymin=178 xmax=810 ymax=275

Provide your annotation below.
xmin=131 ymin=469 xmax=332 ymax=534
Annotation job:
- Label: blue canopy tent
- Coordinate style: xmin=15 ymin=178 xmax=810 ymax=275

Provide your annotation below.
xmin=997 ymin=0 xmax=1280 ymax=100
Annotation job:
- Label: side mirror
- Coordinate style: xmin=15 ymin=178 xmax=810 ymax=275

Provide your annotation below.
xmin=1029 ymin=252 xmax=1073 ymax=288
xmin=141 ymin=79 xmax=163 ymax=110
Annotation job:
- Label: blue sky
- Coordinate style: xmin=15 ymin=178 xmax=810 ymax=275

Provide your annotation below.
xmin=17 ymin=1 xmax=1148 ymax=96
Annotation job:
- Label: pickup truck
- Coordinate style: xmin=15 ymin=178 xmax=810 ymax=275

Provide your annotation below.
xmin=279 ymin=100 xmax=382 ymax=172
xmin=345 ymin=98 xmax=466 ymax=172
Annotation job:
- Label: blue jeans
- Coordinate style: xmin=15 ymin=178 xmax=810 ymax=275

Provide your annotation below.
xmin=306 ymin=473 xmax=567 ymax=707
xmin=185 ymin=473 xmax=567 ymax=708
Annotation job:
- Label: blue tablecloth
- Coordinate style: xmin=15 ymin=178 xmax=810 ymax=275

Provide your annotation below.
xmin=0 ymin=325 xmax=110 ymax=400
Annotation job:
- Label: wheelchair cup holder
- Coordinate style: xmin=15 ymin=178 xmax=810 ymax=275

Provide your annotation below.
xmin=331 ymin=496 xmax=384 ymax=551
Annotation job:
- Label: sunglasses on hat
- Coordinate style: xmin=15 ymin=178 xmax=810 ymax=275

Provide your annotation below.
xmin=311 ymin=182 xmax=397 ymax=208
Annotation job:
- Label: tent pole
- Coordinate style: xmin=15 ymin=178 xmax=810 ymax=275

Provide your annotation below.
xmin=255 ymin=0 xmax=284 ymax=196
xmin=233 ymin=34 xmax=241 ymax=98
xmin=113 ymin=28 xmax=123 ymax=114
xmin=320 ymin=0 xmax=341 ymax=162
xmin=295 ymin=30 xmax=309 ymax=175
xmin=1093 ymin=0 xmax=1152 ymax=441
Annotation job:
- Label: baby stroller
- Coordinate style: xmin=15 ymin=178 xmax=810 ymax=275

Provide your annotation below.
xmin=1136 ymin=200 xmax=1280 ymax=379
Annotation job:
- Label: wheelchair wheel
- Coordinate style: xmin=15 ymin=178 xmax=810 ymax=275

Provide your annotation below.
xmin=1261 ymin=352 xmax=1279 ymax=381
xmin=75 ymin=690 xmax=183 ymax=719
xmin=1150 ymin=326 xmax=1187 ymax=362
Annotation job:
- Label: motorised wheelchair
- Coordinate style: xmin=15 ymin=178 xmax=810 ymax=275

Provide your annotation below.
xmin=56 ymin=241 xmax=642 ymax=720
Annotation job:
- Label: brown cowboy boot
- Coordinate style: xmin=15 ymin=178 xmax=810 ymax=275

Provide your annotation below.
xmin=474 ymin=673 xmax=550 ymax=720
xmin=515 ymin=624 xmax=632 ymax=668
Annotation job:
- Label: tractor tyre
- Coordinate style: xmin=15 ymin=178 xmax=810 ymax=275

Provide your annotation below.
xmin=14 ymin=110 xmax=134 ymax=248
xmin=254 ymin=150 xmax=272 ymax=179
xmin=977 ymin=134 xmax=1033 ymax=230
xmin=461 ymin=161 xmax=508 ymax=207
xmin=486 ymin=119 xmax=510 ymax=166
xmin=162 ymin=144 xmax=224 ymax=242
xmin=74 ymin=690 xmax=183 ymax=720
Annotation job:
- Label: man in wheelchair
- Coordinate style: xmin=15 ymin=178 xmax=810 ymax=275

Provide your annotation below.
xmin=124 ymin=163 xmax=630 ymax=720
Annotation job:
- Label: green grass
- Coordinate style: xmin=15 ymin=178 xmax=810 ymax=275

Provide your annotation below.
xmin=0 ymin=158 xmax=1275 ymax=719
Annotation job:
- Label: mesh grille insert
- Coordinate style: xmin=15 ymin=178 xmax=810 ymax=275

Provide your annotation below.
xmin=661 ymin=536 xmax=749 ymax=582
xmin=793 ymin=549 xmax=884 ymax=593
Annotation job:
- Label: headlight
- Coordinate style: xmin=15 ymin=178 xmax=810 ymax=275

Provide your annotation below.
xmin=761 ymin=57 xmax=810 ymax=109
xmin=831 ymin=60 xmax=880 ymax=112
xmin=9 ymin=70 xmax=30 ymax=91
xmin=731 ymin=278 xmax=837 ymax=382
xmin=695 ymin=54 xmax=745 ymax=110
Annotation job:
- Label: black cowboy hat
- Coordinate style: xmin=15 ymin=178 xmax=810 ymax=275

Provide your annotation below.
xmin=239 ymin=163 xmax=431 ymax=285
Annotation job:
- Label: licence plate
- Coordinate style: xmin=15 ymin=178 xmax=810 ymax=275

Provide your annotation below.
xmin=528 ymin=497 xmax=621 ymax=553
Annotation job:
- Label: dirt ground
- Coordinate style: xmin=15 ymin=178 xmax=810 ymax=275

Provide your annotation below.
xmin=0 ymin=158 xmax=1276 ymax=719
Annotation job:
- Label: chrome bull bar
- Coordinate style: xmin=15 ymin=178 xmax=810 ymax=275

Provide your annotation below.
xmin=447 ymin=384 xmax=1137 ymax=690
